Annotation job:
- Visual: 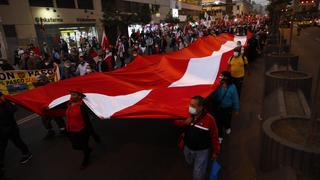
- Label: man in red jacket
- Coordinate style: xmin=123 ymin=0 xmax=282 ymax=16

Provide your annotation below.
xmin=175 ymin=96 xmax=220 ymax=180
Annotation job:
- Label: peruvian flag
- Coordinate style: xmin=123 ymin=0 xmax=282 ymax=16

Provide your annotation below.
xmin=101 ymin=29 xmax=109 ymax=52
xmin=7 ymin=33 xmax=253 ymax=119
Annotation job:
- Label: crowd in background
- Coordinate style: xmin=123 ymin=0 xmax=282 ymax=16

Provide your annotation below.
xmin=0 ymin=15 xmax=268 ymax=80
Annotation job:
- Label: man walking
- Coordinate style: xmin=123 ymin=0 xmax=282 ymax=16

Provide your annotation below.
xmin=175 ymin=96 xmax=220 ymax=180
xmin=0 ymin=92 xmax=32 ymax=178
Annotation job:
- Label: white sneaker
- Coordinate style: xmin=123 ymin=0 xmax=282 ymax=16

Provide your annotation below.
xmin=226 ymin=128 xmax=231 ymax=135
xmin=219 ymin=138 xmax=223 ymax=144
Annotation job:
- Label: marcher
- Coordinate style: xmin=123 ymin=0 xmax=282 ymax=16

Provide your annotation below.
xmin=76 ymin=55 xmax=89 ymax=76
xmin=175 ymin=96 xmax=220 ymax=180
xmin=0 ymin=92 xmax=32 ymax=178
xmin=208 ymin=71 xmax=240 ymax=143
xmin=41 ymin=115 xmax=66 ymax=139
xmin=65 ymin=88 xmax=100 ymax=168
xmin=228 ymin=47 xmax=248 ymax=97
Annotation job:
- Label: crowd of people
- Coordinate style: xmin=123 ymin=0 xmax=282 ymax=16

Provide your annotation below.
xmin=0 ymin=16 xmax=268 ymax=180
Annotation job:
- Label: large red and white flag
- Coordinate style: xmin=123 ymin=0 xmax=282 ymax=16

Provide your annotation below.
xmin=7 ymin=33 xmax=252 ymax=119
xmin=101 ymin=30 xmax=110 ymax=52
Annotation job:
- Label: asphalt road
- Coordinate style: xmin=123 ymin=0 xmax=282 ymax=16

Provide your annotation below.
xmin=5 ymin=115 xmax=193 ymax=180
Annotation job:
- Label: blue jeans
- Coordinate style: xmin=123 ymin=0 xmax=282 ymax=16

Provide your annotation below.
xmin=184 ymin=146 xmax=209 ymax=180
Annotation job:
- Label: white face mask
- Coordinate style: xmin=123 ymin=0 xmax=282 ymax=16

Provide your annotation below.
xmin=241 ymin=48 xmax=245 ymax=54
xmin=189 ymin=106 xmax=197 ymax=115
xmin=234 ymin=52 xmax=239 ymax=56
xmin=45 ymin=62 xmax=49 ymax=66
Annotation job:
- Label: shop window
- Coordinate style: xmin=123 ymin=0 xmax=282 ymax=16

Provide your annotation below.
xmin=56 ymin=0 xmax=75 ymax=8
xmin=3 ymin=25 xmax=17 ymax=38
xmin=77 ymin=0 xmax=94 ymax=10
xmin=0 ymin=0 xmax=9 ymax=5
xmin=29 ymin=0 xmax=54 ymax=7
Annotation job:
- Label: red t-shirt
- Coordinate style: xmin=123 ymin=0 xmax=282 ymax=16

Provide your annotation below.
xmin=66 ymin=101 xmax=85 ymax=132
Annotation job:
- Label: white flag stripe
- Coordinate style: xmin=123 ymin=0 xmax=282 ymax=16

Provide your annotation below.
xmin=169 ymin=39 xmax=239 ymax=88
xmin=83 ymin=90 xmax=152 ymax=118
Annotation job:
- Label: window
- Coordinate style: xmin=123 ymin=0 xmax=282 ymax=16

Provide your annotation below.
xmin=237 ymin=5 xmax=240 ymax=10
xmin=0 ymin=0 xmax=9 ymax=5
xmin=56 ymin=0 xmax=75 ymax=8
xmin=29 ymin=0 xmax=54 ymax=7
xmin=77 ymin=0 xmax=94 ymax=10
xmin=3 ymin=25 xmax=17 ymax=38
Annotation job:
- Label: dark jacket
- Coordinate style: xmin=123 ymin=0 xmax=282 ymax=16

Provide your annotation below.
xmin=0 ymin=100 xmax=17 ymax=128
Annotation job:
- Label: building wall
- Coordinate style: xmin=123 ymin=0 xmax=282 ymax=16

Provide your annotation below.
xmin=0 ymin=0 xmax=103 ymax=63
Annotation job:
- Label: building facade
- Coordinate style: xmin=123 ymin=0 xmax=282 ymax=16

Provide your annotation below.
xmin=117 ymin=0 xmax=202 ymax=22
xmin=202 ymin=0 xmax=253 ymax=18
xmin=0 ymin=0 xmax=103 ymax=62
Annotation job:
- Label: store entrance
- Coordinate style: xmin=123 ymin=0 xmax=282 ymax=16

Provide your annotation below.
xmin=59 ymin=26 xmax=98 ymax=53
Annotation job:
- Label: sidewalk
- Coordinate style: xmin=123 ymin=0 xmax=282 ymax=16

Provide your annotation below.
xmin=218 ymin=56 xmax=265 ymax=179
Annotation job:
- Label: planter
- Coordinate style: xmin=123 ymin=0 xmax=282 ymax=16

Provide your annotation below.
xmin=263 ymin=89 xmax=311 ymax=120
xmin=265 ymin=70 xmax=312 ymax=100
xmin=265 ymin=54 xmax=299 ymax=71
xmin=264 ymin=44 xmax=290 ymax=54
xmin=261 ymin=116 xmax=320 ymax=178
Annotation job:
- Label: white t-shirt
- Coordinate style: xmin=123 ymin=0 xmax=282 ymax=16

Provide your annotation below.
xmin=76 ymin=62 xmax=89 ymax=76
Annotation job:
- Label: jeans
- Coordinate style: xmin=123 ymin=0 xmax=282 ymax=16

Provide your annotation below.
xmin=184 ymin=146 xmax=209 ymax=180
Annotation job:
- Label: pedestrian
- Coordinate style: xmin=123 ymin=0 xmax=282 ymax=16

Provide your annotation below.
xmin=75 ymin=55 xmax=89 ymax=76
xmin=0 ymin=92 xmax=32 ymax=177
xmin=65 ymin=89 xmax=101 ymax=168
xmin=175 ymin=96 xmax=220 ymax=180
xmin=101 ymin=49 xmax=114 ymax=72
xmin=41 ymin=115 xmax=66 ymax=139
xmin=227 ymin=47 xmax=248 ymax=97
xmin=208 ymin=71 xmax=240 ymax=143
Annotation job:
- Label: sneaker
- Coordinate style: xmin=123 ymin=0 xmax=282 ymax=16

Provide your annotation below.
xmin=43 ymin=130 xmax=55 ymax=140
xmin=226 ymin=128 xmax=231 ymax=135
xmin=20 ymin=153 xmax=32 ymax=165
xmin=218 ymin=138 xmax=223 ymax=144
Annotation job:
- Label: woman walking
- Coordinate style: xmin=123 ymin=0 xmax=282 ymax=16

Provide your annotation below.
xmin=66 ymin=88 xmax=100 ymax=169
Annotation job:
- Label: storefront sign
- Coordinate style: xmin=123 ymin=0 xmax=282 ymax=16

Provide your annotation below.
xmin=76 ymin=18 xmax=96 ymax=22
xmin=35 ymin=17 xmax=63 ymax=23
xmin=0 ymin=69 xmax=56 ymax=95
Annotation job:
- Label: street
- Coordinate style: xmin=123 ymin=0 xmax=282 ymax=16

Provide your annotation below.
xmin=4 ymin=27 xmax=320 ymax=180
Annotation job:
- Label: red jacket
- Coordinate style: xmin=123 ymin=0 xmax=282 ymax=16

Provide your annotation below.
xmin=175 ymin=113 xmax=220 ymax=155
xmin=66 ymin=101 xmax=85 ymax=132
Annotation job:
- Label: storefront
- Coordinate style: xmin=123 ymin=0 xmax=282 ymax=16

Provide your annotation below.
xmin=35 ymin=22 xmax=98 ymax=52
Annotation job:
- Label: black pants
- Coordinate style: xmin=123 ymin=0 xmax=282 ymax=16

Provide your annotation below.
xmin=41 ymin=116 xmax=65 ymax=130
xmin=214 ymin=108 xmax=233 ymax=138
xmin=68 ymin=128 xmax=91 ymax=162
xmin=232 ymin=77 xmax=244 ymax=97
xmin=0 ymin=125 xmax=30 ymax=168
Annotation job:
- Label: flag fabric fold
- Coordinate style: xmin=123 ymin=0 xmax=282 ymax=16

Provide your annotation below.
xmin=7 ymin=33 xmax=252 ymax=119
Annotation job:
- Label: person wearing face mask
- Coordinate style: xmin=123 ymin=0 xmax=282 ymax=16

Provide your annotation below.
xmin=75 ymin=55 xmax=89 ymax=76
xmin=101 ymin=49 xmax=114 ymax=72
xmin=228 ymin=47 xmax=248 ymax=97
xmin=175 ymin=96 xmax=220 ymax=180
xmin=208 ymin=71 xmax=240 ymax=143
xmin=0 ymin=92 xmax=32 ymax=178
xmin=66 ymin=88 xmax=101 ymax=169
xmin=85 ymin=65 xmax=95 ymax=75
